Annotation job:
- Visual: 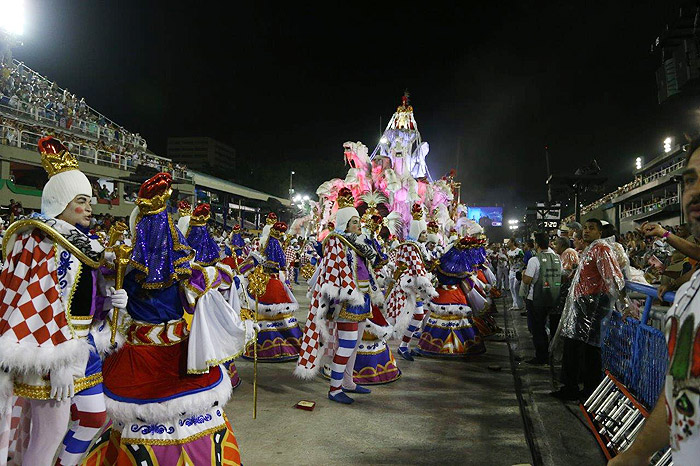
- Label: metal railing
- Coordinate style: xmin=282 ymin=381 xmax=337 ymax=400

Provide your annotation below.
xmin=0 ymin=124 xmax=193 ymax=182
xmin=642 ymin=159 xmax=684 ymax=185
xmin=620 ymin=195 xmax=679 ymax=219
xmin=3 ymin=59 xmax=146 ymax=149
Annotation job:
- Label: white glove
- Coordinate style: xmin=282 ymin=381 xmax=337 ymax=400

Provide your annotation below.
xmin=103 ymin=250 xmax=116 ymax=265
xmin=50 ymin=369 xmax=75 ymax=401
xmin=107 ymin=287 xmax=128 ymax=310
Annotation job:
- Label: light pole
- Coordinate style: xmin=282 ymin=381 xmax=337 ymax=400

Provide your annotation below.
xmin=289 ymin=170 xmax=295 ymax=200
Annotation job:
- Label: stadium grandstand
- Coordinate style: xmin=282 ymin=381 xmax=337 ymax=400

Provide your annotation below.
xmin=0 ymin=55 xmax=289 ymax=228
xmin=561 ymin=137 xmax=685 ymax=233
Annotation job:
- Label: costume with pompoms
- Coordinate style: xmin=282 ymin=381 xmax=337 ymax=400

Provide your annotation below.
xmin=417 ymin=237 xmax=486 ymax=357
xmin=242 ymin=221 xmax=303 ymax=362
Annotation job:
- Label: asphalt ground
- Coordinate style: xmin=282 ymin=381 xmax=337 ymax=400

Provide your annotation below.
xmin=224 ymin=284 xmax=605 ymax=465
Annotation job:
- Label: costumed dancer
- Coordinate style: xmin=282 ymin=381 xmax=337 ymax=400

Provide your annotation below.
xmin=386 ymin=204 xmax=438 ymax=361
xmin=259 ymin=212 xmax=277 ymax=245
xmin=417 ymin=237 xmax=486 ymax=357
xmin=223 ymin=224 xmax=253 ymax=307
xmin=464 ymin=237 xmax=501 ymax=338
xmin=425 ymin=221 xmax=443 ymax=262
xmin=179 ymin=203 xmax=244 ymax=389
xmin=223 ymin=224 xmax=246 ymax=271
xmin=0 ymin=137 xmax=125 ymax=465
xmin=295 ymin=188 xmax=382 ymax=404
xmin=95 ymin=173 xmax=254 ymax=464
xmin=242 ymin=221 xmax=303 ymax=362
xmin=299 ymin=235 xmax=321 ymax=283
xmin=351 ymin=211 xmax=401 ymax=385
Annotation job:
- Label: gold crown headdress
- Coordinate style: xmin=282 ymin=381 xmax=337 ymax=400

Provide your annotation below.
xmin=411 ymin=203 xmax=424 ymax=221
xmin=427 ymin=221 xmax=439 ymax=234
xmin=178 ymin=200 xmax=192 ymax=217
xmin=38 ymin=136 xmax=80 ymax=177
xmin=337 ymin=187 xmax=355 ymax=209
xmin=190 ymin=203 xmax=211 ymax=227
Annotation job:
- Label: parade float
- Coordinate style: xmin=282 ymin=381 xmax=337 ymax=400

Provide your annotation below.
xmin=314 ymin=93 xmax=463 ymax=242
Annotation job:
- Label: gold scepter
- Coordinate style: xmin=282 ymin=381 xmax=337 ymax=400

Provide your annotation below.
xmin=106 ymin=222 xmax=133 ymax=345
xmin=104 ymin=223 xmax=132 ymax=345
xmin=247 ymin=265 xmax=270 ymax=419
xmin=110 ymin=244 xmax=133 ymax=345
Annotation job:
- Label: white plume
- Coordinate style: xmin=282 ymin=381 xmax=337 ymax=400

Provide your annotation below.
xmin=383 ymin=211 xmax=403 ymax=236
xmin=360 ymin=191 xmax=389 ymax=208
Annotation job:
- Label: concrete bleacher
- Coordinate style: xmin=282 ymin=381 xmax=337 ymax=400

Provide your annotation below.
xmin=0 ymin=57 xmax=288 ymax=224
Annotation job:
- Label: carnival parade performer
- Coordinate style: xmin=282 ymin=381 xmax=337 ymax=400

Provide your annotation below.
xmin=223 ymin=224 xmax=246 ymax=271
xmin=350 ymin=211 xmax=401 ymax=385
xmin=95 ymin=173 xmax=254 ymax=464
xmin=295 ymin=188 xmax=382 ymax=404
xmin=179 ymin=202 xmax=244 ymax=389
xmin=386 ymin=204 xmax=437 ymax=361
xmin=0 ymin=137 xmax=127 ymax=465
xmin=242 ymin=221 xmax=303 ymax=362
xmin=464 ymin=237 xmax=501 ymax=338
xmin=259 ymin=212 xmax=277 ymax=246
xmin=417 ymin=236 xmax=486 ymax=357
xmin=425 ymin=221 xmax=444 ymax=262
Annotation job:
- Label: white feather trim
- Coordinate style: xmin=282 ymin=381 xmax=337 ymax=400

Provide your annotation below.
xmin=391 ymin=292 xmax=416 ymax=340
xmin=0 ymin=370 xmax=12 ymax=406
xmin=316 ymin=311 xmax=332 ymax=346
xmin=399 ymin=274 xmax=437 ymax=302
xmin=0 ymin=336 xmax=90 ymax=375
xmin=105 ymin=369 xmax=233 ymax=424
xmin=319 ymin=281 xmax=365 ymax=308
xmin=293 ymin=363 xmax=319 ymax=380
xmin=428 ymin=302 xmax=473 ymax=317
xmin=256 ymin=301 xmax=300 ymax=316
xmin=364 ymin=319 xmax=392 ymax=341
xmin=91 ymin=310 xmax=129 ymax=357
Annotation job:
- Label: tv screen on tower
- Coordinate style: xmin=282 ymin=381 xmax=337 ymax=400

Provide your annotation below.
xmin=467 ymin=207 xmax=503 ymax=227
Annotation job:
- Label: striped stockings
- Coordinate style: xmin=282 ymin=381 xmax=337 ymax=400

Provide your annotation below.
xmin=55 ymin=383 xmax=107 ymax=465
xmin=329 ymin=320 xmax=359 ymax=396
xmin=400 ymin=303 xmax=425 ymax=349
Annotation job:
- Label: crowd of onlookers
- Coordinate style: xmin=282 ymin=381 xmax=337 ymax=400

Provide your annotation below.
xmin=0 ymin=60 xmax=145 ymax=149
xmin=0 ymin=116 xmax=189 ymax=178
xmin=0 ymin=61 xmax=189 ymax=180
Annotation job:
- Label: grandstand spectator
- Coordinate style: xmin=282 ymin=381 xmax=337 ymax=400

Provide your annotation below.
xmin=552 ymin=236 xmax=577 ymax=340
xmin=496 ymin=246 xmax=509 ymax=291
xmin=572 ymin=230 xmax=585 ymax=253
xmin=523 ymin=239 xmax=535 ymax=265
xmin=552 ymin=218 xmax=625 ymax=401
xmin=554 ymin=236 xmax=579 ymax=275
xmin=566 ymin=221 xmax=582 ymax=240
xmin=609 ymin=138 xmax=700 ymax=466
xmin=8 ymin=198 xmax=22 ymax=222
xmin=507 ymin=240 xmax=525 ymax=311
xmin=522 ymin=232 xmax=562 ymax=365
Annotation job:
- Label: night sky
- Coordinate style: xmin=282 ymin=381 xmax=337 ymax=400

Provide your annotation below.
xmin=12 ymin=1 xmax=696 ymax=218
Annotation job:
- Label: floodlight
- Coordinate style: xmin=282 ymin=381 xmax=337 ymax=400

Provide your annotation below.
xmin=0 ymin=0 xmax=25 ymax=36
